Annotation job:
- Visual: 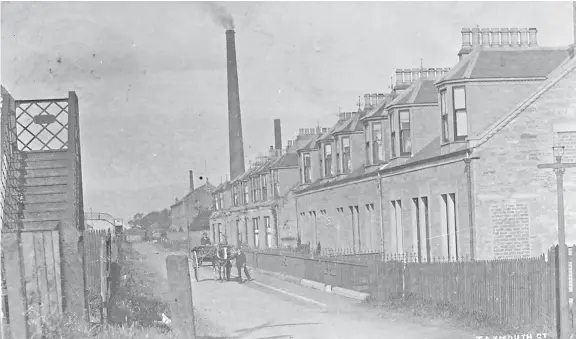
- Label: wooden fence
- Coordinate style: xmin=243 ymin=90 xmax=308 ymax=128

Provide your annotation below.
xmin=1 ymin=228 xmax=119 ymax=338
xmin=1 ymin=229 xmax=63 ymax=339
xmin=85 ymin=229 xmax=116 ymax=324
xmin=246 ymin=244 xmax=576 ymax=332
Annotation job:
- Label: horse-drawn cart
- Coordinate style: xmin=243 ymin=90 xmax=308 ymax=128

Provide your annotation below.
xmin=190 ymin=244 xmax=235 ymax=282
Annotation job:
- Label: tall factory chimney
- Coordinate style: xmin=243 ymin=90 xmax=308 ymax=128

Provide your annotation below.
xmin=274 ymin=119 xmax=282 ymax=154
xmin=226 ymin=29 xmax=246 ymax=180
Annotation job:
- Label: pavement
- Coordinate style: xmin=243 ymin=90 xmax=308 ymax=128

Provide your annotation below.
xmin=132 ymin=242 xmax=479 ymax=339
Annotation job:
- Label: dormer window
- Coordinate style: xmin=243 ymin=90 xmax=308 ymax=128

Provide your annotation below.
xmin=233 ymin=185 xmax=239 ymax=206
xmin=341 ymin=137 xmax=351 ymax=174
xmin=218 ymin=192 xmax=224 ymax=210
xmin=272 ymin=169 xmax=280 ymax=198
xmin=453 ymin=86 xmax=468 ymax=140
xmin=390 ymin=112 xmax=397 ymax=158
xmin=261 ymin=174 xmax=269 ymax=201
xmin=399 ymin=110 xmax=411 ymax=156
xmin=302 ymin=153 xmax=312 ymax=184
xmin=372 ymin=122 xmax=383 ymax=163
xmin=243 ymin=181 xmax=249 ymax=204
xmin=440 ymin=90 xmax=449 ymax=142
xmin=324 ymin=143 xmax=333 ymax=177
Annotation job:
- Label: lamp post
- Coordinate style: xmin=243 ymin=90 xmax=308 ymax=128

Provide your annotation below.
xmin=537 ymin=145 xmax=576 ymax=339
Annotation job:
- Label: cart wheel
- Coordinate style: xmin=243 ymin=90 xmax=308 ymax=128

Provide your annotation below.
xmin=192 ymin=251 xmax=200 ymax=282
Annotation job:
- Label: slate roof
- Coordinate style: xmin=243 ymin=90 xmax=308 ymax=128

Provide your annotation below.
xmin=270 ymin=153 xmax=299 ymax=169
xmin=189 ymin=209 xmax=212 ymax=231
xmin=388 ymin=80 xmax=438 ymax=107
xmin=170 ymin=182 xmax=216 ymax=208
xmin=438 ymin=47 xmax=571 ymax=83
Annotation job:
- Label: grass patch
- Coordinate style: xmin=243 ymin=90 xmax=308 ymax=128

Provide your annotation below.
xmin=370 ymin=295 xmax=558 ymax=337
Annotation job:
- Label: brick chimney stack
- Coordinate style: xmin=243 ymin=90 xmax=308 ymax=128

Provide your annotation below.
xmin=189 ymin=170 xmax=194 ymax=192
xmin=226 ymin=29 xmax=246 ymax=180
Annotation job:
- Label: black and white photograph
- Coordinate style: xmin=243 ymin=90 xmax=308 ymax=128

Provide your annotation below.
xmin=1 ymin=1 xmax=576 ymax=338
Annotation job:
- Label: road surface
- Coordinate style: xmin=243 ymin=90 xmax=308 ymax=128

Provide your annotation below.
xmin=133 ymin=242 xmax=477 ymax=339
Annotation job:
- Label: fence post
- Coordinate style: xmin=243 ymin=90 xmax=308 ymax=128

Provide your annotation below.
xmin=100 ymin=234 xmax=107 ymax=326
xmin=166 ymin=255 xmax=196 ymax=339
xmin=572 ymin=244 xmax=576 ymax=333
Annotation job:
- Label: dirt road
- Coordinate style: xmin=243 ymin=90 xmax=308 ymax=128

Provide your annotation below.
xmin=133 ymin=242 xmax=477 ymax=339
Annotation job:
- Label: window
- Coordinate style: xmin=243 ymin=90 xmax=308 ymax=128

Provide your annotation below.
xmin=302 ymin=153 xmax=312 ymax=183
xmin=390 ymin=200 xmax=403 ymax=252
xmin=233 ymin=185 xmax=239 ymax=207
xmin=251 ymin=177 xmax=260 ymax=202
xmin=261 ymin=174 xmax=269 ymax=201
xmin=341 ymin=137 xmax=351 ymax=174
xmin=219 ymin=192 xmax=224 ymax=210
xmin=243 ymin=181 xmax=249 ymax=204
xmin=441 ymin=193 xmax=458 ymax=260
xmin=324 ymin=143 xmax=333 ymax=177
xmin=372 ymin=122 xmax=383 ymax=163
xmin=253 ymin=218 xmax=260 ymax=248
xmin=440 ymin=90 xmax=449 ymax=142
xmin=335 ymin=139 xmax=340 ymax=175
xmin=453 ymin=87 xmax=468 ymax=140
xmin=264 ymin=216 xmax=272 ymax=248
xmin=422 ymin=197 xmax=431 ymax=262
xmin=272 ymin=170 xmax=280 ymax=198
xmin=213 ymin=194 xmax=219 ymax=210
xmin=390 ymin=112 xmax=396 ymax=158
xmin=399 ymin=110 xmax=411 ymax=155
xmin=365 ymin=125 xmax=371 ymax=164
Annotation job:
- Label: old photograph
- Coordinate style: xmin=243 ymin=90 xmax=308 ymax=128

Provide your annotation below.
xmin=1 ymin=1 xmax=576 ymax=338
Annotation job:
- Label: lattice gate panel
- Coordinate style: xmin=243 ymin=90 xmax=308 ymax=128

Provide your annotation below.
xmin=15 ymin=99 xmax=69 ymax=151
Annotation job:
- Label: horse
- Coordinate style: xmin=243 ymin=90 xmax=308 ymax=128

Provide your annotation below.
xmin=210 ymin=244 xmax=236 ymax=283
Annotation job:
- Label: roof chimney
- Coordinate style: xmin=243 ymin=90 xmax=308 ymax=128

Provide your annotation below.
xmin=377 ymin=93 xmax=385 ymax=104
xmin=394 ymin=69 xmax=403 ymax=86
xmin=510 ymin=28 xmax=520 ymax=47
xmin=519 ymin=28 xmax=529 ymax=47
xmin=363 ymin=93 xmax=371 ymax=109
xmin=269 ymin=145 xmax=274 ymax=158
xmin=500 ymin=28 xmax=510 ymax=46
xmin=189 ymin=170 xmax=194 ymax=192
xmin=528 ymin=28 xmax=538 ymax=47
xmin=458 ymin=28 xmax=473 ymax=60
xmin=273 ymin=119 xmax=282 ymax=152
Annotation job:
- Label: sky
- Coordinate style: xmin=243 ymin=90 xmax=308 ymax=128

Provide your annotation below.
xmin=1 ymin=1 xmax=574 ymax=221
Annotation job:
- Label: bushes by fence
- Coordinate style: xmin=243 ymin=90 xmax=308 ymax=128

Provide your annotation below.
xmin=246 ymin=245 xmax=576 ymax=332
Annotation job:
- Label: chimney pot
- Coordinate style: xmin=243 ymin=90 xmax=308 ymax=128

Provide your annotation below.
xmin=471 ymin=27 xmax=481 ymax=45
xmin=395 ymin=69 xmax=403 ymax=85
xmin=461 ymin=28 xmax=472 ymax=47
xmin=411 ymin=68 xmax=420 ymax=81
xmin=403 ymin=69 xmax=412 ymax=83
xmin=500 ymin=28 xmax=510 ymax=46
xmin=377 ymin=93 xmax=385 ymax=104
xmin=370 ymin=93 xmax=377 ymax=106
xmin=481 ymin=28 xmax=490 ymax=46
xmin=490 ymin=28 xmax=500 ymax=47
xmin=339 ymin=113 xmax=345 ymax=121
xmin=299 ymin=128 xmax=303 ymax=135
xmin=510 ymin=28 xmax=520 ymax=46
xmin=528 ymin=28 xmax=538 ymax=46
xmin=189 ymin=170 xmax=195 ymax=192
xmin=364 ymin=93 xmax=371 ymax=108
xmin=519 ymin=28 xmax=529 ymax=47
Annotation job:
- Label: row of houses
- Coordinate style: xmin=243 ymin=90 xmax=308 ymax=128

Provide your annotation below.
xmin=209 ymin=26 xmax=576 ymax=261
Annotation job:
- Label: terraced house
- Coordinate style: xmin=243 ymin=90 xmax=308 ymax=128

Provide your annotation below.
xmin=170 ymin=170 xmax=215 ymax=232
xmin=293 ymin=27 xmax=576 ymax=261
xmin=209 ymin=123 xmax=321 ymax=248
xmin=211 ymin=26 xmax=576 ymax=261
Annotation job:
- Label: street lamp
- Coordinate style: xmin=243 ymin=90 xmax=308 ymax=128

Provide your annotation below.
xmin=537 ymin=144 xmax=576 ymax=339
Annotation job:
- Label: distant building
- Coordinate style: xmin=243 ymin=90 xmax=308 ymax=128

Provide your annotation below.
xmin=170 ymin=170 xmax=215 ymax=232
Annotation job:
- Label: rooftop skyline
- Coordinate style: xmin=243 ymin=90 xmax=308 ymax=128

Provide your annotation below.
xmin=1 ymin=1 xmax=574 ymax=220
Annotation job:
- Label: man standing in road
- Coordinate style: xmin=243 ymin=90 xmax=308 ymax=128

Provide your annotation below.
xmin=234 ymin=247 xmax=251 ymax=283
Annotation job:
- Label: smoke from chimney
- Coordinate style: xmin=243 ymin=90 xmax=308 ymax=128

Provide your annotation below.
xmin=226 ymin=29 xmax=246 ymax=180
xmin=274 ymin=119 xmax=282 ymax=153
xmin=202 ymin=2 xmax=235 ymax=30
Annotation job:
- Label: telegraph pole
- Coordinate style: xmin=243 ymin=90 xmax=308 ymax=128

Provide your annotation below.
xmin=537 ymin=145 xmax=576 ymax=339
